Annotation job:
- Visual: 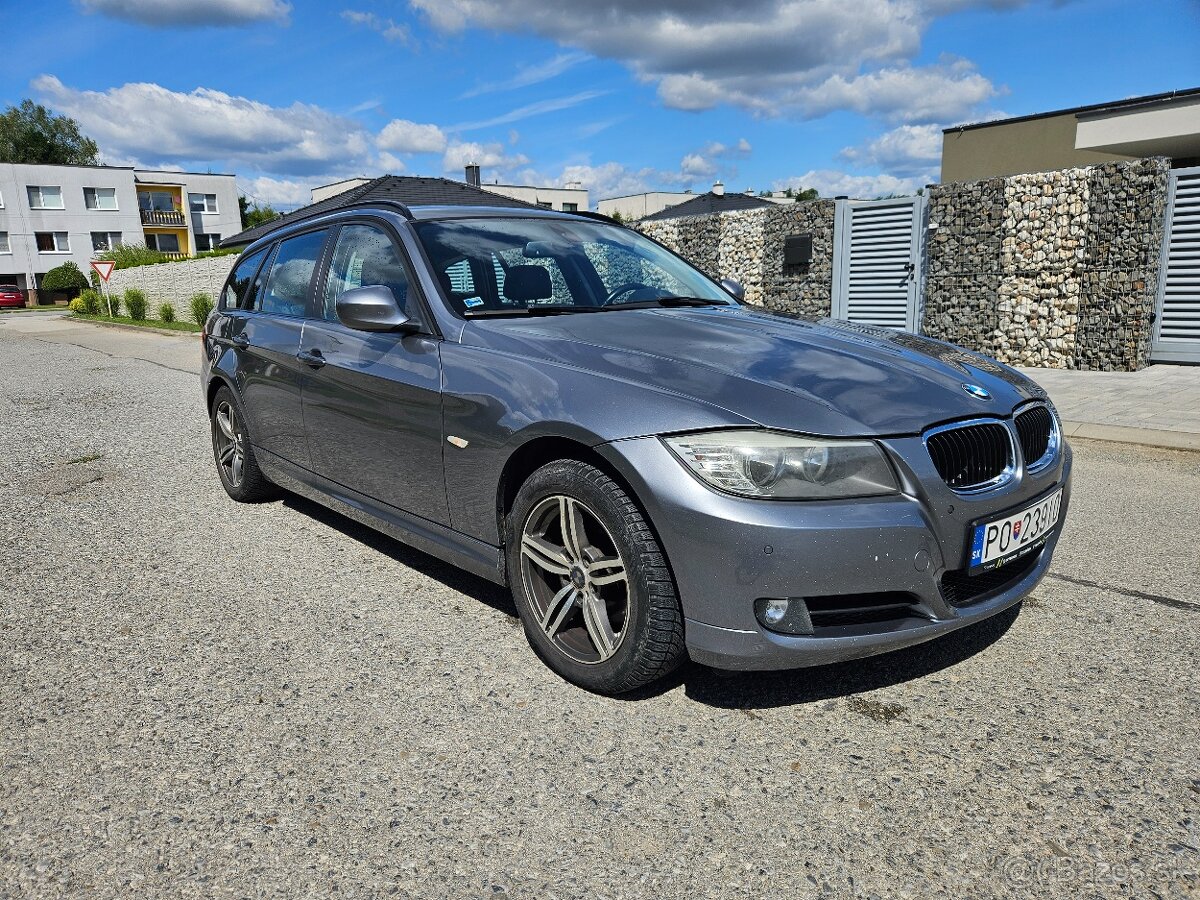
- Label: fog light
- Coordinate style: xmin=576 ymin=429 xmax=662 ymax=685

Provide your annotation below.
xmin=754 ymin=597 xmax=814 ymax=635
xmin=763 ymin=598 xmax=789 ymax=625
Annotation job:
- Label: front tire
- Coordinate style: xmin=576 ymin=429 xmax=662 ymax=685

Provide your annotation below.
xmin=209 ymin=385 xmax=276 ymax=503
xmin=507 ymin=459 xmax=686 ymax=694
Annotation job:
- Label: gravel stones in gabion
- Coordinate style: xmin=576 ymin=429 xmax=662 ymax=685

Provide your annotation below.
xmin=638 ymin=201 xmax=837 ymax=317
xmin=923 ymin=157 xmax=1169 ymax=371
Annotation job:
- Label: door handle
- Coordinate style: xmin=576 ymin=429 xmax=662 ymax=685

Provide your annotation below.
xmin=230 ymin=334 xmax=249 ymax=348
xmin=297 ymin=348 xmax=326 ymax=368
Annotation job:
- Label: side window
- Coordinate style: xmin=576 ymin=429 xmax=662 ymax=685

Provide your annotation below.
xmin=221 ymin=249 xmax=266 ymax=310
xmin=259 ymin=230 xmax=328 ymax=317
xmin=321 ymin=224 xmax=419 ymax=322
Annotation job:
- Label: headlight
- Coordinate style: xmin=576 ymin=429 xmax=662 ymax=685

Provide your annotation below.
xmin=663 ymin=430 xmax=899 ymax=499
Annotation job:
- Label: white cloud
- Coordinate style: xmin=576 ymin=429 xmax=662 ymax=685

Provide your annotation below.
xmin=774 ymin=169 xmax=924 ymax=199
xmin=341 ymin=9 xmax=411 ymax=44
xmin=554 ymin=162 xmax=660 ymax=200
xmin=840 ymin=123 xmax=943 ymax=176
xmin=78 ymin=0 xmax=290 ymax=26
xmin=789 ymin=61 xmax=998 ymax=123
xmin=462 ymin=52 xmax=589 ymax=98
xmin=410 ymin=0 xmax=1027 ymax=124
xmin=451 ymin=91 xmax=607 ymax=131
xmin=34 ymin=75 xmax=372 ymax=176
xmin=237 ymin=175 xmax=319 ymax=208
xmin=377 ymin=119 xmax=447 ymax=153
xmin=443 ymin=141 xmax=531 ymax=177
xmin=680 ymin=153 xmax=717 ymax=178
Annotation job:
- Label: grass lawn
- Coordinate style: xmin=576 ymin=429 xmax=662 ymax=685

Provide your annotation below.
xmin=70 ymin=313 xmax=202 ymax=333
xmin=0 ymin=305 xmax=68 ymax=313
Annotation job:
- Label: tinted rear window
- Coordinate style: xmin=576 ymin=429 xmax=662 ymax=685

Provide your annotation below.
xmin=258 ymin=230 xmax=329 ymax=317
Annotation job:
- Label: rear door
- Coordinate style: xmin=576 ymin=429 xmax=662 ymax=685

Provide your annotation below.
xmin=233 ymin=229 xmax=331 ymax=469
xmin=300 ymin=221 xmax=448 ymax=525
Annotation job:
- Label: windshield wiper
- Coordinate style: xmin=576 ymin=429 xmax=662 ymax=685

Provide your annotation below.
xmin=463 ymin=305 xmax=605 ymax=318
xmin=605 ymin=296 xmax=730 ymax=310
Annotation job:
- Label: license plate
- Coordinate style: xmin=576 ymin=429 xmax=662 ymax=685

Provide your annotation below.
xmin=969 ymin=488 xmax=1063 ymax=573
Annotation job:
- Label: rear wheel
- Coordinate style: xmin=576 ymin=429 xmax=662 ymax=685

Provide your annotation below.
xmin=507 ymin=459 xmax=686 ymax=694
xmin=209 ymin=385 xmax=276 ymax=502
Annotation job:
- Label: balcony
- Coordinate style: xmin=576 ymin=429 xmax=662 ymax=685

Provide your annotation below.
xmin=140 ymin=209 xmax=185 ymax=226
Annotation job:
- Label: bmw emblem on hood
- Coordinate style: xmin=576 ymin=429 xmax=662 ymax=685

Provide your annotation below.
xmin=962 ymin=383 xmax=991 ymax=400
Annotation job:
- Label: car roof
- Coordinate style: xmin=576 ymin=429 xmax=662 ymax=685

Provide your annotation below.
xmin=235 ymin=202 xmax=617 ymax=257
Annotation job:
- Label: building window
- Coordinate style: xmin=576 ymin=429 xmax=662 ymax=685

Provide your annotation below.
xmin=28 ymin=186 xmax=64 ymax=209
xmin=561 ymin=202 xmax=578 ymax=212
xmin=145 ymin=233 xmax=181 ymax=253
xmin=195 ymin=233 xmax=222 ymax=252
xmin=0 ymin=232 xmax=10 ymax=254
xmin=139 ymin=191 xmax=178 ymax=212
xmin=0 ymin=189 xmax=5 ymax=208
xmin=92 ymin=232 xmax=123 ymax=252
xmin=188 ymin=193 xmax=219 ymax=213
xmin=35 ymin=232 xmax=70 ymax=252
xmin=84 ymin=187 xmax=119 ymax=210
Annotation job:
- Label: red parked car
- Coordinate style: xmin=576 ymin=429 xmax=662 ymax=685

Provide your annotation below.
xmin=0 ymin=286 xmax=27 ymax=309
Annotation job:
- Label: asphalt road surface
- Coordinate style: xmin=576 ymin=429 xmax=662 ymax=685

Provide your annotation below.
xmin=2 ymin=315 xmax=1197 ymax=899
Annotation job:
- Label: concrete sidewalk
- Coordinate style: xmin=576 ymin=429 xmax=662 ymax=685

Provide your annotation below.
xmin=1020 ymin=365 xmax=1200 ymax=451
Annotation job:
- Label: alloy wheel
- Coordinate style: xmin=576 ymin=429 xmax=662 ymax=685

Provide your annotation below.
xmin=213 ymin=400 xmax=246 ymax=487
xmin=519 ymin=494 xmax=630 ymax=664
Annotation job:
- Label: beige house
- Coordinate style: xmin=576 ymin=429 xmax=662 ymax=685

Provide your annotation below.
xmin=941 ymin=87 xmax=1200 ymax=182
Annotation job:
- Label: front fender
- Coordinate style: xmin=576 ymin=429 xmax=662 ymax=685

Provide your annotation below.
xmin=440 ymin=342 xmax=753 ymax=544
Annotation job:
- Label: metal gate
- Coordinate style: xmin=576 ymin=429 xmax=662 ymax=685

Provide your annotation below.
xmin=832 ymin=196 xmax=925 ymax=331
xmin=1153 ymin=165 xmax=1200 ymax=363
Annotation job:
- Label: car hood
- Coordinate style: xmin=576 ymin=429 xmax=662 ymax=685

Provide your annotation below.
xmin=463 ymin=306 xmax=1048 ymax=437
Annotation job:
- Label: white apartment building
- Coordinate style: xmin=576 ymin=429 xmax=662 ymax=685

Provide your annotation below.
xmin=310 ymin=166 xmax=589 ymax=213
xmin=0 ymin=163 xmax=240 ymax=295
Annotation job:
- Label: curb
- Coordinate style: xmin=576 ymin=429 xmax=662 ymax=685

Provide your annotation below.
xmin=1062 ymin=421 xmax=1200 ymax=452
xmin=68 ymin=316 xmax=200 ymax=339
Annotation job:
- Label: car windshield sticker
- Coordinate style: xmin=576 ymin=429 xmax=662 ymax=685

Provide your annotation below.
xmin=464 ymin=296 xmax=484 ymax=308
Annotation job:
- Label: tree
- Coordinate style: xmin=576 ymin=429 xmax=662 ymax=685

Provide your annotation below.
xmin=784 ymin=186 xmax=819 ymax=202
xmin=0 ymin=100 xmax=99 ymax=166
xmin=41 ymin=261 xmax=89 ymax=295
xmin=239 ymin=195 xmax=280 ymax=229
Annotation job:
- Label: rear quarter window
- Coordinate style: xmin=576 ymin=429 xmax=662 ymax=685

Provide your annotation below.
xmin=221 ymin=249 xmax=267 ymax=310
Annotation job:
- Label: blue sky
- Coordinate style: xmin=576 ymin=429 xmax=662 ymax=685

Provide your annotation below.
xmin=2 ymin=0 xmax=1197 ymax=209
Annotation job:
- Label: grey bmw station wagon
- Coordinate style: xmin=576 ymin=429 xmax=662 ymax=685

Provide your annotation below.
xmin=202 ymin=201 xmax=1071 ymax=694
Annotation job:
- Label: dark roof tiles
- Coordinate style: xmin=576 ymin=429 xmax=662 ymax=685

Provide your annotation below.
xmin=222 ymin=175 xmax=540 ymax=247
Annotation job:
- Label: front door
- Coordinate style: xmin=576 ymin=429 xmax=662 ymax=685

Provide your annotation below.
xmin=300 ymin=222 xmax=448 ymax=526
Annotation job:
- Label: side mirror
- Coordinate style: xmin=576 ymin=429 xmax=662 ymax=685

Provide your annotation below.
xmin=335 ymin=284 xmax=413 ymax=332
xmin=720 ymin=278 xmax=745 ymax=302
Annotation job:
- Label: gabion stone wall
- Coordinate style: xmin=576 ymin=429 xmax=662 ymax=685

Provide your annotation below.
xmin=637 ymin=201 xmax=837 ymax=316
xmin=923 ymin=157 xmax=1169 ymax=370
xmin=106 ymin=253 xmax=238 ymax=308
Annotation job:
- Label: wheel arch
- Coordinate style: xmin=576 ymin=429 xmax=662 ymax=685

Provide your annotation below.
xmin=495 ymin=434 xmax=679 ymax=592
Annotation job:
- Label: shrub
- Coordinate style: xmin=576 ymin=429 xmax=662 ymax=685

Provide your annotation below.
xmin=41 ymin=261 xmax=89 ymax=294
xmin=124 ymin=288 xmax=148 ymax=320
xmin=158 ymin=302 xmax=176 ymax=323
xmin=67 ymin=297 xmax=85 ymax=313
xmin=94 ymin=243 xmax=168 ymax=270
xmin=77 ymin=288 xmax=102 ymax=315
xmin=189 ymin=292 xmax=214 ymax=325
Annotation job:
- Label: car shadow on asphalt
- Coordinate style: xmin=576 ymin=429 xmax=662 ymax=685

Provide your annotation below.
xmin=282 ymin=493 xmax=1022 ymax=710
xmin=281 ymin=494 xmax=519 ymax=620
xmin=666 ymin=604 xmax=1022 ymax=709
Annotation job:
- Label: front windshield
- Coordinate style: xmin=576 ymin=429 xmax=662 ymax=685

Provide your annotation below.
xmin=413 ymin=216 xmax=736 ymax=316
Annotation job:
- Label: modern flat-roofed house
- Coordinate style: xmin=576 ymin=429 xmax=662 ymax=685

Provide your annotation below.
xmin=941 ymin=87 xmax=1200 ymax=182
xmin=0 ymin=163 xmax=239 ymax=297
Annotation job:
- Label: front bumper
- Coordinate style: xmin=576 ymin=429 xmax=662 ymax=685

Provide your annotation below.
xmin=597 ymin=434 xmax=1072 ymax=671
